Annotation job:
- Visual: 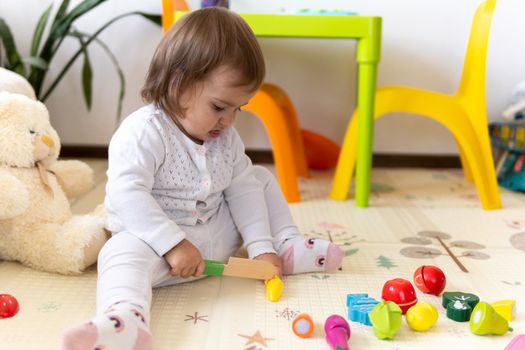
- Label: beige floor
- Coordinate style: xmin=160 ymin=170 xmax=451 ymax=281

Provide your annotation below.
xmin=1 ymin=160 xmax=525 ymax=349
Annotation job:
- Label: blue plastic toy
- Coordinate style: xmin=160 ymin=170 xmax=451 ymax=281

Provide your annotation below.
xmin=346 ymin=293 xmax=379 ymax=326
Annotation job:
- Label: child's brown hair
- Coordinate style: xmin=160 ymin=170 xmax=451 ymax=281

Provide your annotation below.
xmin=142 ymin=7 xmax=265 ymax=119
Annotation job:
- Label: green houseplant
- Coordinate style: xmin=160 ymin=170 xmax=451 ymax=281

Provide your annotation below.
xmin=0 ymin=0 xmax=160 ymax=118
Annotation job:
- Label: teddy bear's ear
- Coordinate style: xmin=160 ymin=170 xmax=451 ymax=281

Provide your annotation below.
xmin=0 ymin=91 xmax=19 ymax=121
xmin=0 ymin=68 xmax=36 ymax=100
xmin=0 ymin=91 xmax=39 ymax=122
xmin=0 ymin=91 xmax=60 ymax=167
xmin=0 ymin=91 xmax=48 ymax=114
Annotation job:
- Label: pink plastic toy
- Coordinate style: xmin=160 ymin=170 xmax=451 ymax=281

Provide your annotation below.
xmin=505 ymin=334 xmax=525 ymax=350
xmin=324 ymin=315 xmax=351 ymax=350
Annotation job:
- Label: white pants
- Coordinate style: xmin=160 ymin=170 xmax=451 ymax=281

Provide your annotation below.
xmin=96 ymin=166 xmax=300 ymax=321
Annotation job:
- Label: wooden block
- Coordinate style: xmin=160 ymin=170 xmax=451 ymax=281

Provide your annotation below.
xmin=222 ymin=257 xmax=276 ymax=280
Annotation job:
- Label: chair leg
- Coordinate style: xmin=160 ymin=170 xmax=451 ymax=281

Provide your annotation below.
xmin=330 ymin=86 xmax=501 ymax=210
xmin=455 ymin=138 xmax=474 ymax=182
xmin=330 ymin=113 xmax=359 ymax=201
xmin=260 ymin=83 xmax=309 ymax=178
xmin=455 ymin=133 xmax=501 ymax=210
xmin=244 ymin=89 xmax=301 ymax=202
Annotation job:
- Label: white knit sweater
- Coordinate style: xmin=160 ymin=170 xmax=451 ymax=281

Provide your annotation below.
xmin=104 ymin=105 xmax=275 ymax=258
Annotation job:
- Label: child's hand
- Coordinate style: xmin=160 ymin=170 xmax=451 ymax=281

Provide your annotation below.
xmin=164 ymin=239 xmax=204 ymax=278
xmin=254 ymin=253 xmax=282 ymax=278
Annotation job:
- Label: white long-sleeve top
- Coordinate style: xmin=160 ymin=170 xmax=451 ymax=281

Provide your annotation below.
xmin=104 ymin=105 xmax=275 ymax=258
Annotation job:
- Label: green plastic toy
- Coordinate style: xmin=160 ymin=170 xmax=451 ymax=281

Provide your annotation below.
xmin=442 ymin=291 xmax=480 ymax=322
xmin=470 ymin=302 xmax=509 ymax=336
xmin=442 ymin=291 xmax=480 ymax=309
xmin=369 ymin=301 xmax=402 ymax=340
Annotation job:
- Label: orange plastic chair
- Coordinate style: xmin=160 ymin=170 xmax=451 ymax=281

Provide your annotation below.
xmin=160 ymin=1 xmax=309 ymax=202
xmin=330 ymin=0 xmax=501 ymax=210
xmin=161 ymin=0 xmax=189 ymax=33
xmin=243 ymin=83 xmax=309 ymax=203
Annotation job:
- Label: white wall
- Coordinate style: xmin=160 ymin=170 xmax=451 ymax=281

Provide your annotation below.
xmin=1 ymin=0 xmax=524 ymax=155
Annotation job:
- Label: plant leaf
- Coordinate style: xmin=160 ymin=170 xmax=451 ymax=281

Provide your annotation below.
xmin=41 ymin=11 xmax=142 ymax=102
xmin=31 ymin=4 xmax=53 ymax=57
xmin=81 ymin=53 xmax=93 ymax=110
xmin=30 ymin=0 xmax=107 ymax=96
xmin=0 ymin=18 xmax=25 ymax=76
xmin=138 ymin=13 xmax=162 ymax=26
xmin=21 ymin=56 xmax=49 ymax=70
xmin=93 ymin=38 xmax=125 ymax=123
xmin=70 ymin=31 xmax=125 ymax=120
xmin=40 ymin=11 xmax=156 ymax=109
xmin=48 ymin=0 xmax=107 ymax=56
xmin=70 ymin=31 xmax=92 ymax=110
xmin=50 ymin=0 xmax=71 ymax=29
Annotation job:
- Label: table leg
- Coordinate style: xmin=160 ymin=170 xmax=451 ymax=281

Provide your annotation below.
xmin=354 ymin=62 xmax=378 ymax=207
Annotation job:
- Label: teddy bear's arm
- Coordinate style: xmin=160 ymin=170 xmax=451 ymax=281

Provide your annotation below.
xmin=0 ymin=171 xmax=30 ymax=219
xmin=49 ymin=160 xmax=94 ymax=199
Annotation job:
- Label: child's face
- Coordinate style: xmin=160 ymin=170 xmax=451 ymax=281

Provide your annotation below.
xmin=178 ymin=65 xmax=256 ymax=143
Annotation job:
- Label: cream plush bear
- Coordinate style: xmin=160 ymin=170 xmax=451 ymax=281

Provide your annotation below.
xmin=0 ymin=67 xmax=36 ymax=100
xmin=0 ymin=87 xmax=108 ymax=274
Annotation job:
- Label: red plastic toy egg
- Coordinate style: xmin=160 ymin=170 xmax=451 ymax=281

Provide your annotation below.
xmin=381 ymin=278 xmax=417 ymax=314
xmin=0 ymin=294 xmax=19 ymax=318
xmin=413 ymin=265 xmax=446 ymax=296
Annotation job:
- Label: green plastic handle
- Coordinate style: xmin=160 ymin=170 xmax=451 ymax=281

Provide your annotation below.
xmin=203 ymin=260 xmax=225 ymax=276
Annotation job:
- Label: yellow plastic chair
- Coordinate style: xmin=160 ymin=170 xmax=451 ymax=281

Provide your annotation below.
xmin=330 ymin=0 xmax=501 ymax=210
xmin=161 ymin=1 xmax=309 ymax=203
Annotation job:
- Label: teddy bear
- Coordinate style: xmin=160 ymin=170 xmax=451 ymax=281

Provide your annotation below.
xmin=0 ymin=67 xmax=36 ymax=100
xmin=0 ymin=73 xmax=108 ymax=275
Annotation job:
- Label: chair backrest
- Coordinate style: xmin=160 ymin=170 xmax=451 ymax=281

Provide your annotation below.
xmin=161 ymin=0 xmax=189 ymax=33
xmin=456 ymin=0 xmax=496 ymax=116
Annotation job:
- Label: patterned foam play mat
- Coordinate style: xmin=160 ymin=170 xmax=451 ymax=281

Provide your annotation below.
xmin=1 ymin=168 xmax=524 ymax=349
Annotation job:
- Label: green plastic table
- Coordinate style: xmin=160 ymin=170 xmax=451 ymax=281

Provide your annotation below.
xmin=174 ymin=12 xmax=382 ymax=207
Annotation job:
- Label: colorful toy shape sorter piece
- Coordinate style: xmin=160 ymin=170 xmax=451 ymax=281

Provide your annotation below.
xmin=346 ymin=293 xmax=379 ymax=326
xmin=369 ymin=301 xmax=402 ymax=340
xmin=324 ymin=315 xmax=351 ymax=350
xmin=405 ymin=302 xmax=438 ymax=331
xmin=505 ymin=334 xmax=525 ymax=350
xmin=413 ymin=265 xmax=446 ymax=296
xmin=491 ymin=300 xmax=516 ymax=321
xmin=0 ymin=294 xmax=19 ymax=318
xmin=470 ymin=302 xmax=509 ymax=336
xmin=382 ymin=278 xmax=417 ymax=314
xmin=292 ymin=313 xmax=315 ymax=338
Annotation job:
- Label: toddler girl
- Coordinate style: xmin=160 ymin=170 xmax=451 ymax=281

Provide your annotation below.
xmin=62 ymin=7 xmax=343 ymax=350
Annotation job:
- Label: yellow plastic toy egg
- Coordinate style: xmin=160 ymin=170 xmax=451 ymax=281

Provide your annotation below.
xmin=406 ymin=302 xmax=438 ymax=331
